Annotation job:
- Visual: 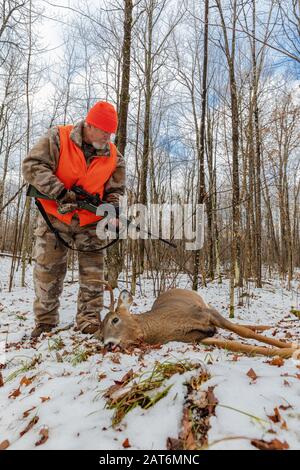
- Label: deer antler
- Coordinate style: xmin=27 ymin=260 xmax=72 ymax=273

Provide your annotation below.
xmin=201 ymin=338 xmax=296 ymax=358
xmin=88 ymin=279 xmax=115 ymax=311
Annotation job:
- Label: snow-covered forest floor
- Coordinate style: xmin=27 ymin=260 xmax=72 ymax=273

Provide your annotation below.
xmin=1 ymin=258 xmax=300 ymax=450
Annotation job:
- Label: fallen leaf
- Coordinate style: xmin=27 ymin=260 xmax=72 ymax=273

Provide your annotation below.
xmin=122 ymin=438 xmax=131 ymax=448
xmin=251 ymin=438 xmax=289 ymax=450
xmin=35 ymin=427 xmax=49 ymax=446
xmin=268 ymin=407 xmax=288 ymax=430
xmin=0 ymin=372 xmax=4 ymax=387
xmin=23 ymin=406 xmax=37 ymax=418
xmin=29 ymin=387 xmax=36 ymax=394
xmin=279 ymin=404 xmax=292 ymax=411
xmin=98 ymin=373 xmax=107 ymax=381
xmin=281 ymin=420 xmax=288 ymax=430
xmin=20 ymin=416 xmax=39 ymax=437
xmin=247 ymin=368 xmax=258 ymax=381
xmin=166 ymin=437 xmax=182 ymax=450
xmin=0 ymin=440 xmax=10 ymax=450
xmin=266 ymin=357 xmax=285 ymax=367
xmin=9 ymin=387 xmax=21 ymax=399
xmin=181 ymin=408 xmax=196 ymax=450
xmin=20 ymin=376 xmax=35 ymax=387
xmin=207 ymin=386 xmax=218 ymax=415
xmin=40 ymin=396 xmax=50 ymax=403
xmin=268 ymin=407 xmax=281 ymax=424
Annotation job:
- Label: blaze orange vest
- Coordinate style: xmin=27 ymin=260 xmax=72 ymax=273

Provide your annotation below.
xmin=39 ymin=125 xmax=117 ymax=226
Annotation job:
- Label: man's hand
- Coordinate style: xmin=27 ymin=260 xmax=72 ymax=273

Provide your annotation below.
xmin=57 ymin=189 xmax=77 ymax=204
xmin=56 ymin=189 xmax=78 ymax=214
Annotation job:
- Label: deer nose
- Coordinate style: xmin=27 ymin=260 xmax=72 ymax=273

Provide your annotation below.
xmin=206 ymin=327 xmax=216 ymax=337
xmin=105 ymin=342 xmax=116 ymax=351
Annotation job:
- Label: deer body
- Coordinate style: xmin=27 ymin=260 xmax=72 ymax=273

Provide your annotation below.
xmin=102 ymin=287 xmax=296 ymax=357
xmin=130 ymin=289 xmax=218 ymax=344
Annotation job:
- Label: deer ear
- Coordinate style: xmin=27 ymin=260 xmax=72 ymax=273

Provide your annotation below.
xmin=117 ymin=290 xmax=133 ymax=309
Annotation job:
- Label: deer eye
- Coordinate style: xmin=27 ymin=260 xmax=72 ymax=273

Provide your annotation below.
xmin=111 ymin=317 xmax=120 ymax=325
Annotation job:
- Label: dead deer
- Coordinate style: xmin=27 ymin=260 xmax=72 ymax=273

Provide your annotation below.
xmin=97 ymin=285 xmax=298 ymax=358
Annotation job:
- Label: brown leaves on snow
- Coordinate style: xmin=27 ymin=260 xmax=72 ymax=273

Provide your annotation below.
xmin=23 ymin=406 xmax=37 ymax=418
xmin=180 ymin=408 xmax=197 ymax=450
xmin=167 ymin=371 xmax=214 ymax=450
xmin=246 ymin=368 xmax=258 ymax=381
xmin=20 ymin=375 xmax=36 ymax=387
xmin=122 ymin=438 xmax=131 ymax=448
xmin=206 ymin=386 xmax=219 ymax=415
xmin=8 ymin=375 xmax=36 ymax=399
xmin=20 ymin=416 xmax=39 ymax=437
xmin=9 ymin=387 xmax=21 ymax=399
xmin=0 ymin=440 xmax=10 ymax=450
xmin=266 ymin=357 xmax=285 ymax=367
xmin=267 ymin=407 xmax=288 ymax=430
xmin=98 ymin=373 xmax=107 ymax=381
xmin=35 ymin=427 xmax=49 ymax=447
xmin=40 ymin=396 xmax=51 ymax=403
xmin=251 ymin=438 xmax=289 ymax=450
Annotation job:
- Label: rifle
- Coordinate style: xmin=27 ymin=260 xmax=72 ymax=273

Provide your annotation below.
xmin=27 ymin=184 xmax=104 ymax=215
xmin=27 ymin=185 xmax=176 ymax=248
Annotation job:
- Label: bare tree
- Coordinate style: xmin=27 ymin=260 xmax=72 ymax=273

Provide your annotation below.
xmin=192 ymin=0 xmax=209 ymax=290
xmin=215 ymin=0 xmax=241 ymax=317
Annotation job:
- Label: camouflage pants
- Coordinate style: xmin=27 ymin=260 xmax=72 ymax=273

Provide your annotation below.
xmin=33 ymin=214 xmax=104 ymax=331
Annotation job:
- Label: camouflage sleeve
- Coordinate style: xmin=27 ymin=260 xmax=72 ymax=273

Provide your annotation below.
xmin=22 ymin=127 xmax=65 ymax=198
xmin=103 ymin=150 xmax=126 ymax=206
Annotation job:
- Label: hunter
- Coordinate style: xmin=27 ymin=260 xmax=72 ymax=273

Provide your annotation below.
xmin=22 ymin=101 xmax=125 ymax=338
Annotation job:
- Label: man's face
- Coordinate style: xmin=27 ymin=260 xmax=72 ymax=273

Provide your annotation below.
xmin=84 ymin=123 xmax=111 ymax=149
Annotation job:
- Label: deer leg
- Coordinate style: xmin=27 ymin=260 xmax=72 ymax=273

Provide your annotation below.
xmin=238 ymin=324 xmax=272 ymax=332
xmin=225 ymin=323 xmax=292 ymax=349
xmin=201 ymin=338 xmax=295 ymax=358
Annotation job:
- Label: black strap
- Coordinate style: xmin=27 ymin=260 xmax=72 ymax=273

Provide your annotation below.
xmin=34 ymin=199 xmax=119 ymax=253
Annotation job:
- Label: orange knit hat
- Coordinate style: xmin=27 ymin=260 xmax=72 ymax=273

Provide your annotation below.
xmin=86 ymin=101 xmax=118 ymax=133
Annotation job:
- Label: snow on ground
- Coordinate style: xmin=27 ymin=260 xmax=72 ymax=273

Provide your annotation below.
xmin=0 ymin=257 xmax=300 ymax=450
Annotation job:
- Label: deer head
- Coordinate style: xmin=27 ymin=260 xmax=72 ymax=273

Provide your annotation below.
xmin=103 ymin=289 xmax=143 ymax=349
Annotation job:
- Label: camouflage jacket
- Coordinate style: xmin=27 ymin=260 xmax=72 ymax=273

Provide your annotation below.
xmin=22 ymin=121 xmax=126 ymax=206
